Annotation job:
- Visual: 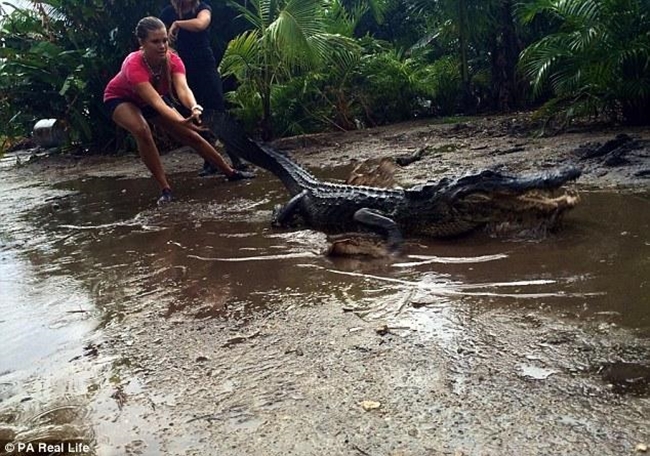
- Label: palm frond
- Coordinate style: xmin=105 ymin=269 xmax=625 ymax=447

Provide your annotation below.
xmin=521 ymin=0 xmax=650 ymax=125
xmin=269 ymin=0 xmax=323 ymax=65
xmin=230 ymin=0 xmax=265 ymax=31
xmin=220 ymin=30 xmax=262 ymax=79
xmin=323 ymin=0 xmax=367 ymax=36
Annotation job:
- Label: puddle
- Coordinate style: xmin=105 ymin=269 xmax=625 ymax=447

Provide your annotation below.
xmin=18 ymin=174 xmax=650 ymax=326
xmin=518 ymin=364 xmax=559 ymax=380
xmin=0 ymin=162 xmax=648 ymax=452
xmin=2 ymin=169 xmax=648 ymax=339
xmin=599 ymin=361 xmax=650 ymax=395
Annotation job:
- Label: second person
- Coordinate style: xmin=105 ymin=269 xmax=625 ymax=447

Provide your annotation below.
xmin=159 ymin=0 xmax=248 ymax=176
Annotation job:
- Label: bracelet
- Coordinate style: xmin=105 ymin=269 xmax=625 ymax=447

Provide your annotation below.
xmin=191 ymin=104 xmax=203 ymax=113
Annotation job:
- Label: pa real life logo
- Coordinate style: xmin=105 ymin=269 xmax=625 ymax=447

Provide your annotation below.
xmin=5 ymin=441 xmax=91 ymax=453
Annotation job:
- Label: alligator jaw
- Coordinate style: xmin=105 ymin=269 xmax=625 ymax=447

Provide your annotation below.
xmin=455 ymin=187 xmax=581 ymax=237
xmin=410 ymin=168 xmax=581 ymax=238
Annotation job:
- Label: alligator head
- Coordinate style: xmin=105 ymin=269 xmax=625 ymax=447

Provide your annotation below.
xmin=405 ymin=166 xmax=582 ymax=238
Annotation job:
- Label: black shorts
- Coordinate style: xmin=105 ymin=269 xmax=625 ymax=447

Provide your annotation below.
xmin=104 ymin=96 xmax=174 ymax=120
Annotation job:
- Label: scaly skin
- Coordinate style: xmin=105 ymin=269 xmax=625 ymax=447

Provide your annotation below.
xmin=209 ymin=114 xmax=581 ymax=250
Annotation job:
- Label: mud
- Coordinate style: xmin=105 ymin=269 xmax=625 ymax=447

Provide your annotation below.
xmin=0 ymin=114 xmax=649 ymax=456
xmin=273 ymin=115 xmax=650 ymax=189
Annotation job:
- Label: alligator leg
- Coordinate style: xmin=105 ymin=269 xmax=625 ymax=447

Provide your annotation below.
xmin=353 ymin=208 xmax=404 ymax=252
xmin=272 ymin=190 xmax=308 ymax=227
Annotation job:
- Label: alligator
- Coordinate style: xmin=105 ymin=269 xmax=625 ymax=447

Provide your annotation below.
xmin=208 ymin=113 xmax=581 ymax=251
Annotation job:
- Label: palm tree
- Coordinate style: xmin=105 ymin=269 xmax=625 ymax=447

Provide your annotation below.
xmin=519 ymin=0 xmax=650 ymax=126
xmin=220 ymin=0 xmax=357 ymax=139
xmin=488 ymin=0 xmax=522 ymax=111
xmin=410 ymin=0 xmax=477 ymax=102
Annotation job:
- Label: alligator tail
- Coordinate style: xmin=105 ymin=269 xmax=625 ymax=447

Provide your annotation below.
xmin=206 ymin=112 xmax=315 ymax=195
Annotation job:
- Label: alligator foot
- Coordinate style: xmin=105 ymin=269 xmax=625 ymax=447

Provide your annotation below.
xmin=272 ymin=191 xmax=308 ymax=227
xmin=325 ymin=233 xmax=401 ymax=258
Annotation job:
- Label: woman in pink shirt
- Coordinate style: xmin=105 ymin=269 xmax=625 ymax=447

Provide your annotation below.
xmin=104 ymin=16 xmax=254 ymax=206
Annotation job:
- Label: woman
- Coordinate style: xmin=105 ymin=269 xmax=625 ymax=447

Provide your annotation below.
xmin=160 ymin=0 xmax=246 ymax=176
xmin=103 ymin=16 xmax=254 ymax=206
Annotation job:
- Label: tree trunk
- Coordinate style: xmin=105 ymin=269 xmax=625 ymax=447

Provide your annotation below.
xmin=261 ymin=92 xmax=272 ymax=141
xmin=457 ymin=0 xmax=473 ymax=111
xmin=261 ymin=62 xmax=273 ymax=140
xmin=490 ymin=0 xmax=520 ymax=112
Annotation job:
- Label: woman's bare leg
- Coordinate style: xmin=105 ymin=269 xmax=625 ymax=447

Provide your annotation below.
xmin=151 ymin=116 xmax=237 ymax=177
xmin=112 ymin=103 xmax=171 ymax=191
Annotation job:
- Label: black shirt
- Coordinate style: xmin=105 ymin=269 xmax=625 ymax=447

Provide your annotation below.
xmin=159 ymin=2 xmax=215 ymax=67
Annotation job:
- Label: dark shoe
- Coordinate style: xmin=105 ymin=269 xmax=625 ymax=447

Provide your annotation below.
xmin=198 ymin=161 xmax=221 ymax=177
xmin=227 ymin=170 xmax=256 ymax=181
xmin=227 ymin=152 xmax=249 ymax=171
xmin=233 ymin=161 xmax=252 ymax=172
xmin=157 ymin=188 xmax=173 ymax=206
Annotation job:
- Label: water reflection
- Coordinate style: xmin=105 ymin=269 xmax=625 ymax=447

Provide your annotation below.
xmin=5 ymin=172 xmax=649 ymax=330
xmin=0 ymin=250 xmax=94 ymax=373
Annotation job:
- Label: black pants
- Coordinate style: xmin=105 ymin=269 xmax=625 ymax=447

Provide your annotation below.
xmin=198 ymin=109 xmax=244 ymax=169
xmin=182 ymin=60 xmax=244 ymax=168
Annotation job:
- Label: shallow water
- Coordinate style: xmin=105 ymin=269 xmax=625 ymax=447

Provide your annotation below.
xmin=2 ymin=168 xmax=649 ymax=361
xmin=0 ymin=162 xmax=648 ymax=452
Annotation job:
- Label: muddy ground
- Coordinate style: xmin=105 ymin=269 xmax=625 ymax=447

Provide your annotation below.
xmin=1 ymin=114 xmax=649 ymax=456
xmin=273 ymin=114 xmax=650 ymax=187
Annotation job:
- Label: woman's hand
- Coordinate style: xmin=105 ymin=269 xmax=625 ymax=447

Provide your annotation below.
xmin=169 ymin=21 xmax=179 ymax=43
xmin=180 ymin=114 xmax=207 ymax=132
xmin=182 ymin=104 xmax=204 ymax=129
xmin=189 ymin=104 xmax=203 ymax=123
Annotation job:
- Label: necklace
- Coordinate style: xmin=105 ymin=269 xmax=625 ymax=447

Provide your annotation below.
xmin=141 ymin=51 xmax=164 ymax=85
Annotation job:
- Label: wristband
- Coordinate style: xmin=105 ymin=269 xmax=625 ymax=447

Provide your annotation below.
xmin=191 ymin=104 xmax=203 ymax=113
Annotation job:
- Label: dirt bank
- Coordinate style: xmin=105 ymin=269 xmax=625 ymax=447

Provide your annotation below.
xmin=274 ymin=114 xmax=650 ymax=190
xmin=1 ymin=114 xmax=649 ymax=456
xmin=15 ymin=113 xmax=650 ymax=189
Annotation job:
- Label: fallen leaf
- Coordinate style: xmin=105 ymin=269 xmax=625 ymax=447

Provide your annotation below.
xmin=359 ymin=400 xmax=381 ymax=411
xmin=375 ymin=325 xmax=389 ymax=336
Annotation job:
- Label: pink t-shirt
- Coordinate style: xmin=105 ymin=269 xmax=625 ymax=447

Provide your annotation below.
xmin=103 ymin=51 xmax=186 ymax=106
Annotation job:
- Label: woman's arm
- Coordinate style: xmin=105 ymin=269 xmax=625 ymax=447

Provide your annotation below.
xmin=171 ymin=72 xmax=203 ymax=119
xmin=134 ymin=81 xmax=202 ymax=129
xmin=134 ymin=82 xmax=184 ymax=122
xmin=172 ymin=72 xmax=195 ymax=106
xmin=170 ymin=9 xmax=211 ymax=36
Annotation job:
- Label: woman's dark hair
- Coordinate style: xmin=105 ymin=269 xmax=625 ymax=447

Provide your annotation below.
xmin=135 ymin=16 xmax=166 ymax=42
xmin=171 ymin=0 xmax=200 ymax=18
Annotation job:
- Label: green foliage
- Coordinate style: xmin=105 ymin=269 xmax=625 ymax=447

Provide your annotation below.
xmin=223 ymin=1 xmax=442 ymax=136
xmin=410 ymin=0 xmax=485 ymax=92
xmin=0 ymin=0 xmax=169 ymax=152
xmin=244 ymin=38 xmax=456 ymax=135
xmin=352 ymin=48 xmax=421 ymax=125
xmin=224 ymin=82 xmax=263 ymax=132
xmin=2 ymin=0 xmax=650 ymax=149
xmin=414 ymin=55 xmax=462 ymax=115
xmin=519 ymin=0 xmax=650 ymax=125
xmin=221 ymin=0 xmax=359 ymax=139
xmin=352 ymin=0 xmax=429 ymax=49
xmin=272 ymin=75 xmax=334 ymax=136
